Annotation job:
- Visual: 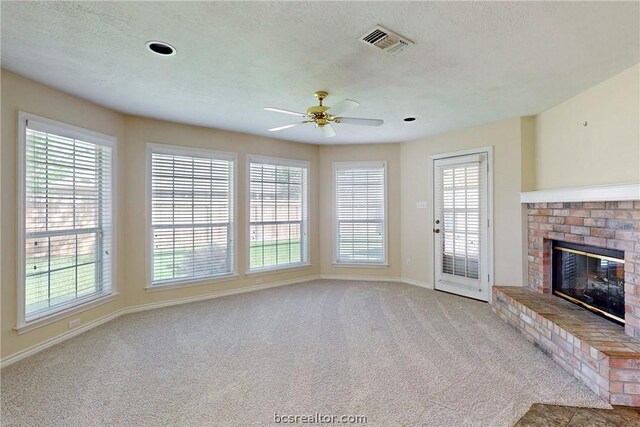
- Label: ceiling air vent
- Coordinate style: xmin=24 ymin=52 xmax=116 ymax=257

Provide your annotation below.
xmin=358 ymin=25 xmax=414 ymax=55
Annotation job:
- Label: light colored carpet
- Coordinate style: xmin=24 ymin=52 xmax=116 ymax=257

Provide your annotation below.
xmin=1 ymin=280 xmax=609 ymax=426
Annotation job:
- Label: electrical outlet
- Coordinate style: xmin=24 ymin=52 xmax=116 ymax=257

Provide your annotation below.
xmin=68 ymin=318 xmax=80 ymax=329
xmin=255 ymin=278 xmax=263 ymax=285
xmin=416 ymin=202 xmax=429 ymax=209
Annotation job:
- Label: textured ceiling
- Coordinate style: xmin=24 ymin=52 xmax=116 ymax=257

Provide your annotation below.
xmin=2 ymin=1 xmax=639 ymax=145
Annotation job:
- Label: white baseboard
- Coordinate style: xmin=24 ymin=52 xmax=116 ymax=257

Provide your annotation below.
xmin=0 ymin=309 xmax=123 ymax=369
xmin=123 ymin=275 xmax=321 ymax=316
xmin=319 ymin=274 xmax=402 ymax=282
xmin=320 ymin=274 xmax=434 ymax=290
xmin=1 ymin=275 xmax=320 ymax=369
xmin=1 ymin=274 xmax=435 ymax=368
xmin=400 ymin=278 xmax=434 ymax=289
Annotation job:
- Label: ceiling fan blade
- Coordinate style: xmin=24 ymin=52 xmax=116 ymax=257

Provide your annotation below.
xmin=268 ymin=122 xmax=306 ymax=132
xmin=336 ymin=117 xmax=384 ymax=126
xmin=321 ymin=124 xmax=336 ymax=138
xmin=264 ymin=107 xmax=309 ymax=118
xmin=328 ymin=99 xmax=359 ymax=116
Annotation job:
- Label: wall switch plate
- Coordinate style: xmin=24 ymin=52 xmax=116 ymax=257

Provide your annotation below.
xmin=416 ymin=202 xmax=429 ymax=209
xmin=68 ymin=319 xmax=80 ymax=329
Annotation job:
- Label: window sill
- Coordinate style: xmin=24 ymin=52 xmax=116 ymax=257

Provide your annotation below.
xmin=246 ymin=263 xmax=312 ymax=277
xmin=15 ymin=292 xmax=120 ymax=335
xmin=146 ymin=273 xmax=240 ymax=292
xmin=332 ymin=263 xmax=389 ymax=269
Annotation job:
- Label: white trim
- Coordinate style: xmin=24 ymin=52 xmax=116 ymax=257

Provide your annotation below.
xmin=431 ymin=146 xmax=494 ymax=303
xmin=520 ymin=183 xmax=640 ymax=203
xmin=16 ymin=112 xmax=118 ymax=330
xmin=332 ymin=160 xmax=389 ymax=266
xmin=246 ymin=154 xmax=310 ymax=273
xmin=319 ymin=274 xmax=434 ymax=290
xmin=146 ymin=143 xmax=238 ymax=288
xmin=331 ymin=263 xmax=389 ymax=268
xmin=400 ymin=278 xmax=434 ymax=289
xmin=1 ymin=275 xmax=320 ymax=369
xmin=14 ymin=293 xmax=120 ymax=334
xmin=320 ymin=274 xmax=402 ymax=282
xmin=245 ymin=263 xmax=311 ymax=277
xmin=144 ymin=274 xmax=239 ymax=292
xmin=248 ymin=154 xmax=310 ymax=169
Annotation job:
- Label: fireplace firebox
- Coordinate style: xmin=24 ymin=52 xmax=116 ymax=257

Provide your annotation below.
xmin=552 ymin=241 xmax=625 ymax=325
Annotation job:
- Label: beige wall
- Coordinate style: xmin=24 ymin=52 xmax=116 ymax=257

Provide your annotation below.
xmin=400 ymin=117 xmax=528 ymax=287
xmin=318 ymin=144 xmax=402 ymax=279
xmin=535 ymin=63 xmax=640 ymax=190
xmin=0 ymin=70 xmax=320 ymax=360
xmin=122 ymin=116 xmax=320 ymax=308
xmin=1 ymin=70 xmax=127 ymax=359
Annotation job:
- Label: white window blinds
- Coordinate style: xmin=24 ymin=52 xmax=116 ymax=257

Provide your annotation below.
xmin=249 ymin=157 xmax=308 ymax=271
xmin=438 ymin=160 xmax=481 ymax=280
xmin=335 ymin=162 xmax=386 ymax=264
xmin=150 ymin=146 xmax=234 ymax=285
xmin=23 ymin=118 xmax=114 ymax=322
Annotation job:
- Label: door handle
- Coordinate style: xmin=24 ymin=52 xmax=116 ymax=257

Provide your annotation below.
xmin=433 ymin=228 xmax=440 ymax=233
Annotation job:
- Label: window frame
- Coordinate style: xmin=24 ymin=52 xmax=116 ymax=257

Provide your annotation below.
xmin=146 ymin=143 xmax=238 ymax=290
xmin=246 ymin=154 xmax=310 ymax=275
xmin=16 ymin=112 xmax=118 ymax=333
xmin=333 ymin=161 xmax=389 ymax=267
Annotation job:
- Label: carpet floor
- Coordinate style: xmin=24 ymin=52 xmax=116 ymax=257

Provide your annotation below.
xmin=1 ymin=280 xmax=609 ymax=426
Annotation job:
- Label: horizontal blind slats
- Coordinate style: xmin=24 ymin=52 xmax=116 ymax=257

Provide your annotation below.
xmin=335 ymin=166 xmax=385 ymax=263
xmin=249 ymin=160 xmax=307 ymax=270
xmin=24 ymin=127 xmax=113 ymax=321
xmin=151 ymin=150 xmax=234 ymax=284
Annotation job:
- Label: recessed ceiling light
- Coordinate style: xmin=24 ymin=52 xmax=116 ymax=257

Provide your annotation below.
xmin=146 ymin=41 xmax=176 ymax=56
xmin=403 ymin=117 xmax=416 ymax=122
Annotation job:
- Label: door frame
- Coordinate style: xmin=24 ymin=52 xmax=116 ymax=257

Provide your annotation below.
xmin=430 ymin=146 xmax=494 ymax=302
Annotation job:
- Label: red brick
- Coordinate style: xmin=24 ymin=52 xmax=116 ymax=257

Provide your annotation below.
xmin=583 ymin=236 xmax=607 ymax=247
xmin=610 ymin=369 xmax=640 ymax=382
xmin=610 ymin=381 xmax=624 ymax=393
xmin=591 ymin=210 xmax=615 ymax=218
xmin=609 ymin=358 xmax=640 ymax=369
xmin=591 ymin=228 xmax=615 ymax=238
xmin=570 ymin=209 xmax=591 ymax=218
xmin=610 ymin=394 xmax=640 ymax=406
xmin=584 ymin=202 xmax=606 ymax=209
xmin=584 ymin=218 xmax=608 ymax=227
xmin=565 ymin=217 xmax=585 ymax=226
xmin=570 ymin=226 xmax=591 ymax=235
xmin=607 ymin=239 xmax=635 ymax=251
xmin=624 ymin=383 xmax=640 ymax=394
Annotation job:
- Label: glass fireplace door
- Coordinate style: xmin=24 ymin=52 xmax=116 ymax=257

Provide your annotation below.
xmin=553 ymin=243 xmax=625 ymax=324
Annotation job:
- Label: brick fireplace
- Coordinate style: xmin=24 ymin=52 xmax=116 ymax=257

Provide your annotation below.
xmin=493 ymin=199 xmax=640 ymax=406
xmin=527 ymin=201 xmax=640 ymax=338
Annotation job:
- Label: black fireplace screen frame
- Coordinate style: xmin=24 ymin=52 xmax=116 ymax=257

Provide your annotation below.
xmin=552 ymin=240 xmax=625 ymax=325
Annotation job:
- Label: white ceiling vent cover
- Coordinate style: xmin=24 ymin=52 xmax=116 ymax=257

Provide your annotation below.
xmin=359 ymin=25 xmax=414 ymax=55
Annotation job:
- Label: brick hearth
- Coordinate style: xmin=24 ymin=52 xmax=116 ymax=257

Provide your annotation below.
xmin=492 ymin=200 xmax=640 ymax=406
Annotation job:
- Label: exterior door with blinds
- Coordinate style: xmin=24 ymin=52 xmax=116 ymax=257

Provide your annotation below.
xmin=433 ymin=152 xmax=490 ymax=301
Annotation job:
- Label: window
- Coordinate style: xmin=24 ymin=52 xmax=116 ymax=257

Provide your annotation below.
xmin=249 ymin=156 xmax=308 ymax=272
xmin=334 ymin=161 xmax=387 ymax=265
xmin=149 ymin=145 xmax=235 ymax=286
xmin=19 ymin=113 xmax=115 ymax=325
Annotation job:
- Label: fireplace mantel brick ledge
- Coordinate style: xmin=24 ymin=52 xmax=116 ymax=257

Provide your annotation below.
xmin=491 ymin=200 xmax=640 ymax=406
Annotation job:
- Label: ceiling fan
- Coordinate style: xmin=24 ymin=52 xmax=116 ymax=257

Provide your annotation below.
xmin=265 ymin=91 xmax=383 ymax=138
